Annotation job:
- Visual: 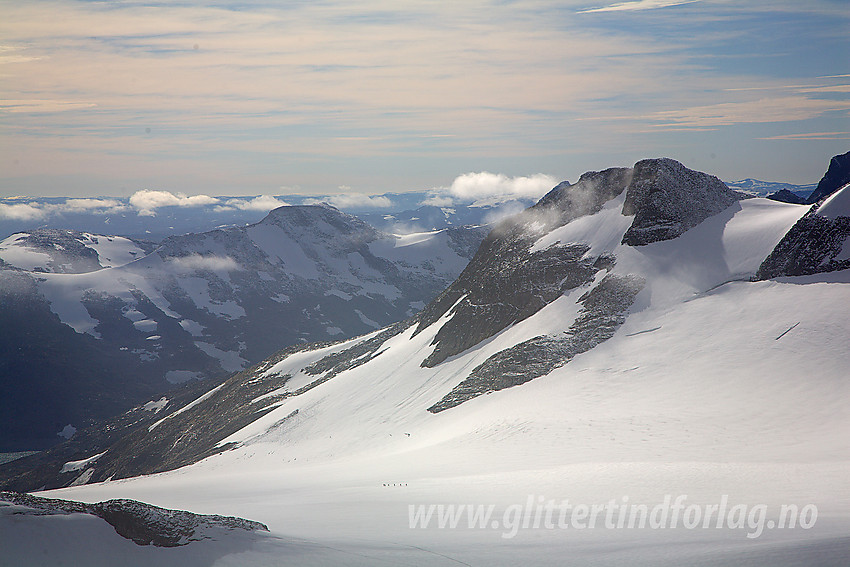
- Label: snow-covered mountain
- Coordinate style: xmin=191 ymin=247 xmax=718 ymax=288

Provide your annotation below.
xmin=0 ymin=191 xmax=536 ymax=243
xmin=0 ymin=230 xmax=155 ymax=273
xmin=0 ymin=205 xmax=486 ymax=451
xmin=3 ymin=157 xmax=847 ymax=566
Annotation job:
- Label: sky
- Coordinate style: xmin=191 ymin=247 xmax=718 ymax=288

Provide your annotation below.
xmin=1 ymin=0 xmax=849 ymax=200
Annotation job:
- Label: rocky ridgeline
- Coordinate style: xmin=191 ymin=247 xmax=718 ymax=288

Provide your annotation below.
xmin=756 ymin=188 xmax=850 ymax=279
xmin=428 ymin=273 xmax=645 ymax=412
xmin=807 ymin=150 xmax=850 ymax=204
xmin=413 ymin=167 xmax=634 ymax=368
xmin=415 ymin=159 xmax=740 ymax=369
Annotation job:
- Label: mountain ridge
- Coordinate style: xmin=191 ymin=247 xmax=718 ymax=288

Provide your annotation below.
xmin=2 ymin=156 xmax=827 ymax=491
xmin=0 ymin=204 xmax=486 ymax=451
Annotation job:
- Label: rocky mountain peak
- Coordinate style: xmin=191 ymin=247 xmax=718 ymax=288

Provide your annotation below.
xmin=258 ymin=204 xmax=381 ymax=253
xmin=621 ymin=157 xmax=742 ymax=246
xmin=808 ymin=150 xmax=850 ymax=204
xmin=767 ymin=189 xmax=808 ymax=205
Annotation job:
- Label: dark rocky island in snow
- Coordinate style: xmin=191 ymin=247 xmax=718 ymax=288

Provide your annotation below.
xmin=0 ymin=491 xmax=267 ymax=547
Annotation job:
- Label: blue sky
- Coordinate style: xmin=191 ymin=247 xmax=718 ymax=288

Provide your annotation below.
xmin=1 ymin=0 xmax=848 ymax=199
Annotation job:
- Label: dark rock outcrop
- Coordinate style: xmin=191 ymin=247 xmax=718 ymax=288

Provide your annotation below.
xmin=428 ymin=273 xmax=644 ymax=412
xmin=767 ymin=189 xmax=808 ymax=205
xmin=622 ymin=158 xmax=742 ymax=246
xmin=808 ymin=150 xmax=850 ymax=204
xmin=0 ymin=492 xmax=267 ymax=547
xmin=755 ymin=203 xmax=850 ymax=279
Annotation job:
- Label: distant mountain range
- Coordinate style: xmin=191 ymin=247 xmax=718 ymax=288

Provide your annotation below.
xmin=723 ymin=178 xmax=816 ymax=199
xmin=0 ymin=178 xmax=818 ymax=243
xmin=0 ymin=191 xmax=537 ymax=242
xmin=0 ymin=205 xmax=485 ymax=451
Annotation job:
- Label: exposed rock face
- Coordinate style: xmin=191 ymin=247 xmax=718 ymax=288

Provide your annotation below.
xmin=622 ymin=158 xmax=742 ymax=246
xmin=756 ymin=154 xmax=850 ymax=280
xmin=301 ymin=319 xmax=417 ymax=383
xmin=808 ymin=150 xmax=850 ymax=204
xmin=428 ymin=273 xmax=645 ymax=412
xmin=768 ymin=189 xmax=808 ymax=205
xmin=414 ymin=167 xmax=634 ymax=368
xmin=755 ymin=199 xmax=850 ymax=280
xmin=0 ymin=492 xmax=267 ymax=547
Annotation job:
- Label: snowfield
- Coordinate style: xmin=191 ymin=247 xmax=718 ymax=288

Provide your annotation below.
xmin=4 ymin=181 xmax=849 ymax=565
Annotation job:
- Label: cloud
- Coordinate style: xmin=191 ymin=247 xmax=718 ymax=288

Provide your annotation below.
xmin=649 ymin=96 xmax=850 ymax=128
xmin=2 ymin=1 xmax=848 ymax=193
xmin=758 ymin=132 xmax=850 ymax=141
xmin=62 ymin=198 xmax=126 ymax=213
xmin=303 ymin=191 xmax=394 ymax=209
xmin=216 ymin=195 xmax=290 ymax=212
xmin=419 ymin=194 xmax=456 ymax=207
xmin=578 ymin=0 xmax=700 ymax=13
xmin=0 ymin=202 xmax=45 ymax=221
xmin=447 ymin=172 xmax=558 ymax=201
xmin=129 ymin=190 xmax=219 ymax=216
xmin=0 ymin=99 xmax=97 ymax=113
xmin=168 ymin=254 xmax=240 ymax=273
xmin=481 ymin=201 xmax=530 ymax=225
xmin=582 ymin=95 xmax=850 ymax=130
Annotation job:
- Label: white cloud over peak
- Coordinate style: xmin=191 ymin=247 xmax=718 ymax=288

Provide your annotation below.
xmin=303 ymin=193 xmax=394 ymax=209
xmin=62 ymin=198 xmax=126 ymax=213
xmin=216 ymin=195 xmax=290 ymax=212
xmin=448 ymin=172 xmax=558 ymax=201
xmin=129 ymin=190 xmax=220 ymax=216
xmin=419 ymin=194 xmax=456 ymax=207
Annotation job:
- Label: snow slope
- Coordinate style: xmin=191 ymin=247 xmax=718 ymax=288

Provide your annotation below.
xmin=0 ymin=230 xmax=150 ymax=273
xmin=8 ymin=160 xmax=849 ymax=565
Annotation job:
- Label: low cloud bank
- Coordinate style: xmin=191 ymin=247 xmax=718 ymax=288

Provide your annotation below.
xmin=303 ymin=188 xmax=394 ymax=210
xmin=129 ymin=190 xmax=220 ymax=216
xmin=215 ymin=195 xmax=290 ymax=212
xmin=421 ymin=172 xmax=557 ymax=207
xmin=168 ymin=254 xmax=241 ymax=272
